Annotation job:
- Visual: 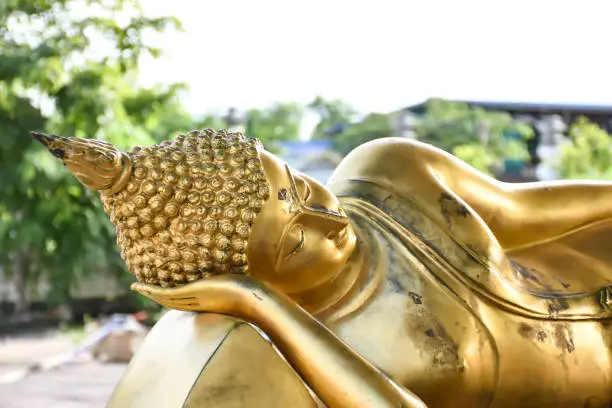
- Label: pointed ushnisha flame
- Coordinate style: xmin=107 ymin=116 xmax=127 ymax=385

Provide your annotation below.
xmin=31 ymin=132 xmax=132 ymax=195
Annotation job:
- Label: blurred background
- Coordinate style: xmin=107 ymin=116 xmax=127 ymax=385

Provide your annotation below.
xmin=1 ymin=0 xmax=612 ymax=406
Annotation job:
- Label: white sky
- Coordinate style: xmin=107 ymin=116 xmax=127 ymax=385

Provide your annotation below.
xmin=138 ymin=0 xmax=612 ymax=116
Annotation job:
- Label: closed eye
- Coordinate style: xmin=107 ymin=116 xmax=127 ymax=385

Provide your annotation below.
xmin=287 ymin=229 xmax=305 ymax=257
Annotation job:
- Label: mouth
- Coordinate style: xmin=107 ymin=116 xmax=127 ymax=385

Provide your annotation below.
xmin=333 ymin=227 xmax=349 ymax=249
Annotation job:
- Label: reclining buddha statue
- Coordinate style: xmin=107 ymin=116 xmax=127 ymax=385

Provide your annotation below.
xmin=33 ymin=129 xmax=612 ymax=408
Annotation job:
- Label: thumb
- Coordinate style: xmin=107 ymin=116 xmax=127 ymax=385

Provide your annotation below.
xmin=131 ymin=282 xmax=155 ymax=298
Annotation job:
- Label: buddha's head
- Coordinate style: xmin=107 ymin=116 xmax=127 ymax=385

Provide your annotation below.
xmin=32 ymin=130 xmax=355 ymax=294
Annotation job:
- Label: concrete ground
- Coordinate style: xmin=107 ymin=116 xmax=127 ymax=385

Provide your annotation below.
xmin=0 ymin=361 xmax=127 ymax=408
xmin=0 ymin=330 xmax=127 ymax=408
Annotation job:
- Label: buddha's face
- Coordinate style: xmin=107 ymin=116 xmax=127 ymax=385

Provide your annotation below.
xmin=247 ymin=150 xmax=356 ymax=293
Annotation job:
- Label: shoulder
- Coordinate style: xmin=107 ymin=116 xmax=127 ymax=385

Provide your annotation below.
xmin=344 ymin=137 xmax=432 ymax=159
xmin=328 ymin=138 xmax=439 ymax=185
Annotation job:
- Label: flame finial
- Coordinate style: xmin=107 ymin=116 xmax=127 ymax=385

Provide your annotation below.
xmin=31 ymin=132 xmax=132 ymax=195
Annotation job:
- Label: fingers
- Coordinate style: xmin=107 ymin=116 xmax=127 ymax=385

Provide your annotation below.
xmin=130 ymin=282 xmax=181 ymax=298
xmin=130 ymin=282 xmax=156 ymax=297
xmin=158 ymin=301 xmax=200 ymax=311
xmin=130 ymin=276 xmax=257 ymax=313
xmin=131 ymin=283 xmax=202 ymax=311
xmin=131 ymin=282 xmax=187 ymax=295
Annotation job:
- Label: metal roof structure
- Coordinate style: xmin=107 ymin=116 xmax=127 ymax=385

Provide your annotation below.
xmin=403 ymin=100 xmax=612 ymax=117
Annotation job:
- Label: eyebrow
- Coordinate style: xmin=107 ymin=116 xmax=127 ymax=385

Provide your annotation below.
xmin=294 ymin=175 xmax=311 ymax=202
xmin=284 ymin=165 xmax=346 ymax=220
xmin=309 ymin=203 xmax=328 ymax=211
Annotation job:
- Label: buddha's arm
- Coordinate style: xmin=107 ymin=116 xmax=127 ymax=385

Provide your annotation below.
xmin=335 ymin=139 xmax=612 ymax=251
xmin=427 ymin=146 xmax=612 ymax=250
xmin=501 ymin=181 xmax=612 ymax=249
xmin=132 ymin=278 xmax=427 ymax=408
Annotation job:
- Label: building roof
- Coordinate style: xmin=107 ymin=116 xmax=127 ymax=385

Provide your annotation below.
xmin=404 ymin=100 xmax=612 ymax=116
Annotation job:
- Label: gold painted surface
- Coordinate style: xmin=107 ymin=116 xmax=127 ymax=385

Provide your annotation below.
xmin=109 ymin=311 xmax=319 ymax=408
xmin=31 ymin=131 xmax=131 ymax=194
xmin=107 ymin=312 xmax=238 ymax=407
xmin=324 ymin=201 xmax=497 ymax=407
xmin=331 ymin=185 xmax=612 ymax=406
xmin=184 ymin=320 xmax=319 ymax=408
xmin=507 ymin=219 xmax=612 ymax=293
xmin=34 ymin=131 xmax=612 ymax=407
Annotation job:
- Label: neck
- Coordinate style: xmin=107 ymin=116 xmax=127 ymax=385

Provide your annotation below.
xmin=289 ymin=223 xmax=370 ymax=317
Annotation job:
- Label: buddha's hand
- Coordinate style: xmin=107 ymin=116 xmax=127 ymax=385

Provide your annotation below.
xmin=131 ymin=275 xmax=268 ymax=319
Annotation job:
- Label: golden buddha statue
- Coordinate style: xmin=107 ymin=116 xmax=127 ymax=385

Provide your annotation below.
xmin=33 ymin=129 xmax=612 ymax=408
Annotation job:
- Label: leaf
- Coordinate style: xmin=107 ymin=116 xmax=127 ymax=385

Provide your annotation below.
xmin=557 ymin=117 xmax=612 ymax=180
xmin=413 ymin=98 xmax=532 ymax=172
xmin=0 ymin=0 xmax=189 ymax=307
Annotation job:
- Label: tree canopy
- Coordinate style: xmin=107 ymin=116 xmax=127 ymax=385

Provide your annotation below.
xmin=330 ymin=113 xmax=392 ymax=155
xmin=413 ymin=99 xmax=534 ymax=174
xmin=245 ymin=102 xmax=303 ymax=152
xmin=0 ymin=0 xmax=184 ymax=311
xmin=556 ymin=117 xmax=612 ymax=180
xmin=308 ymin=96 xmax=357 ymax=140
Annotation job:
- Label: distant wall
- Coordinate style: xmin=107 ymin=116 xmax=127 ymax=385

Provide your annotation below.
xmin=0 ymin=270 xmax=125 ymax=305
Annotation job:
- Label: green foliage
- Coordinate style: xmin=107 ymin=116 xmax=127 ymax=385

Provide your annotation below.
xmin=451 ymin=144 xmax=496 ymax=174
xmin=414 ymin=99 xmax=533 ymax=174
xmin=0 ymin=0 xmax=183 ymax=309
xmin=245 ymin=102 xmax=303 ymax=151
xmin=308 ymin=96 xmax=357 ymax=140
xmin=306 ymin=96 xmax=391 ymax=155
xmin=331 ymin=113 xmax=393 ymax=155
xmin=557 ymin=117 xmax=612 ymax=179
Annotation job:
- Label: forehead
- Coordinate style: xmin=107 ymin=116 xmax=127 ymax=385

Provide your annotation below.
xmin=259 ymin=151 xmax=301 ymax=217
xmin=247 ymin=150 xmax=302 ymax=268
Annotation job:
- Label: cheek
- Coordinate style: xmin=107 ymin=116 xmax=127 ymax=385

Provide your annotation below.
xmin=303 ymin=230 xmax=344 ymax=267
xmin=281 ymin=230 xmax=335 ymax=271
xmin=273 ymin=230 xmax=345 ymax=292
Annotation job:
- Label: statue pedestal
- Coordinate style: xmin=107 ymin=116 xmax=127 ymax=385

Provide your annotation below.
xmin=108 ymin=310 xmax=321 ymax=407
